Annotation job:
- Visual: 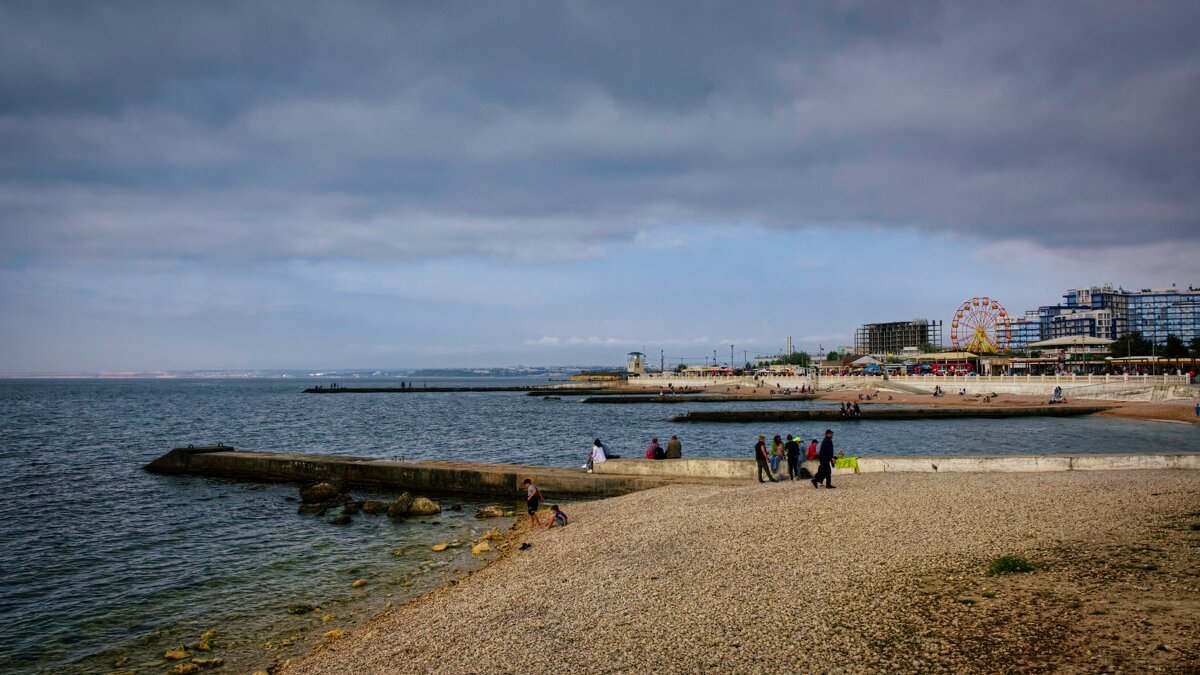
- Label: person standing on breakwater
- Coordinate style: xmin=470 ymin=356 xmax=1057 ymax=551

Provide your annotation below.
xmin=523 ymin=479 xmax=543 ymax=526
xmin=785 ymin=434 xmax=802 ymax=481
xmin=755 ymin=435 xmax=777 ymax=483
xmin=665 ymin=435 xmax=683 ymax=459
xmin=811 ymin=429 xmax=836 ymax=489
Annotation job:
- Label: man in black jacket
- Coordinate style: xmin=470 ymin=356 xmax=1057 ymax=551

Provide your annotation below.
xmin=784 ymin=434 xmax=802 ymax=480
xmin=811 ymin=429 xmax=836 ymax=489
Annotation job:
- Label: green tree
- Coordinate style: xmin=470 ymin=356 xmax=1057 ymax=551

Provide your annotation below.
xmin=1163 ymin=334 xmax=1187 ymax=358
xmin=776 ymin=351 xmax=811 ymax=367
xmin=1191 ymin=337 xmax=1200 ymax=357
xmin=673 ymin=363 xmax=687 ymax=373
xmin=826 ymin=351 xmax=839 ymax=361
xmin=1110 ymin=331 xmax=1153 ymax=357
xmin=920 ymin=341 xmax=939 ymax=354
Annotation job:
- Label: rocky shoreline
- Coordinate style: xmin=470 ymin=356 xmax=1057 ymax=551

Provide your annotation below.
xmin=281 ymin=470 xmax=1200 ymax=674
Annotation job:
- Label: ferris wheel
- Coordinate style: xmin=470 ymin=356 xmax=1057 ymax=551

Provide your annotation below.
xmin=950 ymin=296 xmax=1012 ymax=354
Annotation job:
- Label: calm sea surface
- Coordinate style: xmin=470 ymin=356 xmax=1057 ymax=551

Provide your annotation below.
xmin=1 ymin=378 xmax=1197 ymax=673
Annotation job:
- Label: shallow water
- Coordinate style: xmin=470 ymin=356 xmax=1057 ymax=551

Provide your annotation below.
xmin=0 ymin=378 xmax=1196 ymax=673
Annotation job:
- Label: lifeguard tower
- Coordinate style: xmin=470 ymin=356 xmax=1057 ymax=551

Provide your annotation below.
xmin=626 ymin=351 xmax=646 ymax=376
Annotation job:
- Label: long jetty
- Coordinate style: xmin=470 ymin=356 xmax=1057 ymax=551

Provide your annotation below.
xmin=671 ymin=405 xmax=1112 ymax=423
xmin=302 ymin=385 xmax=598 ymax=394
xmin=144 ymin=445 xmax=683 ymax=498
xmin=584 ymin=394 xmax=818 ymax=404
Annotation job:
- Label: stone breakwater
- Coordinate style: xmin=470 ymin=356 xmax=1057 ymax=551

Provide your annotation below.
xmin=144 ymin=446 xmax=689 ymax=499
xmin=284 ymin=470 xmax=1200 ymax=674
xmin=671 ymin=405 xmax=1112 ymax=423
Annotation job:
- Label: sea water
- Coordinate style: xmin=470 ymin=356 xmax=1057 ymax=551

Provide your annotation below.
xmin=1 ymin=378 xmax=1197 ymax=673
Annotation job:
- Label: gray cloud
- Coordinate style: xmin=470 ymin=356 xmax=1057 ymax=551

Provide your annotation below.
xmin=1 ymin=0 xmax=1197 ymax=262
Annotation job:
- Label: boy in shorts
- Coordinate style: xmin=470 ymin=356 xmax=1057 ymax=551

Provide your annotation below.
xmin=523 ymin=479 xmax=543 ymax=526
xmin=545 ymin=504 xmax=569 ymax=529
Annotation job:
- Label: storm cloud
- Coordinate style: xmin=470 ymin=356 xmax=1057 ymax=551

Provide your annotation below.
xmin=3 ymin=0 xmax=1198 ymax=263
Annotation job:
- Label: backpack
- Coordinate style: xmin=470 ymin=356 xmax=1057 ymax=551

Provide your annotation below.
xmin=653 ymin=446 xmax=665 ymax=460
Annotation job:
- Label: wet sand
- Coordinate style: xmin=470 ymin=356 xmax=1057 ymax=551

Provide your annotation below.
xmin=284 ymin=470 xmax=1200 ymax=674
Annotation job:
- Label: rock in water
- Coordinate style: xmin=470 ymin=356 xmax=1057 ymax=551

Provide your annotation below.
xmin=342 ymin=501 xmax=362 ymax=515
xmin=361 ymin=500 xmax=388 ymax=514
xmin=300 ymin=482 xmax=339 ymax=504
xmin=164 ymin=646 xmax=189 ymax=660
xmin=173 ymin=664 xmax=200 ymax=675
xmin=387 ymin=492 xmax=415 ymax=519
xmin=475 ymin=505 xmax=504 ymax=519
xmin=192 ymin=657 xmax=224 ymax=669
xmin=431 ymin=543 xmax=449 ymax=552
xmin=408 ymin=497 xmax=441 ymax=516
xmin=351 ymin=578 xmax=366 ymax=588
xmin=324 ymin=628 xmax=345 ymax=640
xmin=287 ymin=603 xmax=316 ymax=615
xmin=329 ymin=515 xmax=352 ymax=525
xmin=297 ymin=503 xmax=327 ymax=515
xmin=471 ymin=541 xmax=491 ymax=555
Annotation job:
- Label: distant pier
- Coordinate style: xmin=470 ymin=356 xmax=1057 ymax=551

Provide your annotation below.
xmin=671 ymin=405 xmax=1113 ymax=423
xmin=584 ymin=394 xmax=818 ymax=404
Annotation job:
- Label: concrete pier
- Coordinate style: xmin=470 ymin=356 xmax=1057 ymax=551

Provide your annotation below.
xmin=671 ymin=405 xmax=1112 ymax=423
xmin=585 ymin=394 xmax=818 ymax=404
xmin=144 ymin=445 xmax=684 ymax=499
xmin=594 ymin=454 xmax=1200 ymax=479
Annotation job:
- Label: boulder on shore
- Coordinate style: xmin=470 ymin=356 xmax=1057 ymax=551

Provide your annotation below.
xmin=300 ymin=482 xmax=340 ymax=504
xmin=387 ymin=492 xmax=415 ymax=519
xmin=361 ymin=500 xmax=388 ymax=515
xmin=408 ymin=497 xmax=441 ymax=516
xmin=475 ymin=505 xmax=504 ymax=519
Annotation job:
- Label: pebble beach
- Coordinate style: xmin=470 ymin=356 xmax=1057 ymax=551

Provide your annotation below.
xmin=286 ymin=470 xmax=1200 ymax=674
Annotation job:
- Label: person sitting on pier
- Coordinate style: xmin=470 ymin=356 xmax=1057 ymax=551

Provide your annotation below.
xmin=545 ymin=505 xmax=569 ymax=529
xmin=586 ymin=439 xmax=608 ymax=473
xmin=839 ymin=402 xmax=848 ymax=416
xmin=852 ymin=402 xmax=861 ymax=416
xmin=645 ymin=437 xmax=663 ymax=460
xmin=665 ymin=435 xmax=682 ymax=459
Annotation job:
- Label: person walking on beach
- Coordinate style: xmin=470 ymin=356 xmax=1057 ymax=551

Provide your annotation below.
xmin=755 ymin=435 xmax=777 ymax=483
xmin=523 ymin=479 xmax=544 ymax=526
xmin=665 ymin=435 xmax=683 ymax=459
xmin=811 ymin=429 xmax=836 ymax=489
xmin=785 ymin=434 xmax=802 ymax=480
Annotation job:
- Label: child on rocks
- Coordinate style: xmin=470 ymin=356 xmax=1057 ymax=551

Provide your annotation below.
xmin=545 ymin=504 xmax=569 ymax=529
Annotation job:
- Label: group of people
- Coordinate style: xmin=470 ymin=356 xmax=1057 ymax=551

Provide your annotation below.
xmin=643 ymin=435 xmax=683 ymax=460
xmin=523 ymin=479 xmax=568 ymax=529
xmin=839 ymin=401 xmax=862 ymax=416
xmin=754 ymin=429 xmax=838 ymax=488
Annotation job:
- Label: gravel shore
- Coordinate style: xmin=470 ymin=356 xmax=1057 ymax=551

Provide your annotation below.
xmin=286 ymin=470 xmax=1199 ymax=674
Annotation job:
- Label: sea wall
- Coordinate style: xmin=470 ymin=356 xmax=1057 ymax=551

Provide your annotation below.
xmin=593 ymin=453 xmax=1200 ymax=479
xmin=671 ymin=405 xmax=1110 ymax=423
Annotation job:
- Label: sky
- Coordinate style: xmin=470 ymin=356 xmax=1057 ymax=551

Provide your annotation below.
xmin=1 ymin=1 xmax=1198 ymax=372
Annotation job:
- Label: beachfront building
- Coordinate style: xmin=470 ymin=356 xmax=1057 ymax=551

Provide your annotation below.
xmin=626 ymin=352 xmax=645 ymax=376
xmin=1036 ymin=284 xmax=1200 ymax=345
xmin=1008 ymin=310 xmax=1042 ymax=352
xmin=853 ymin=319 xmax=943 ymax=357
